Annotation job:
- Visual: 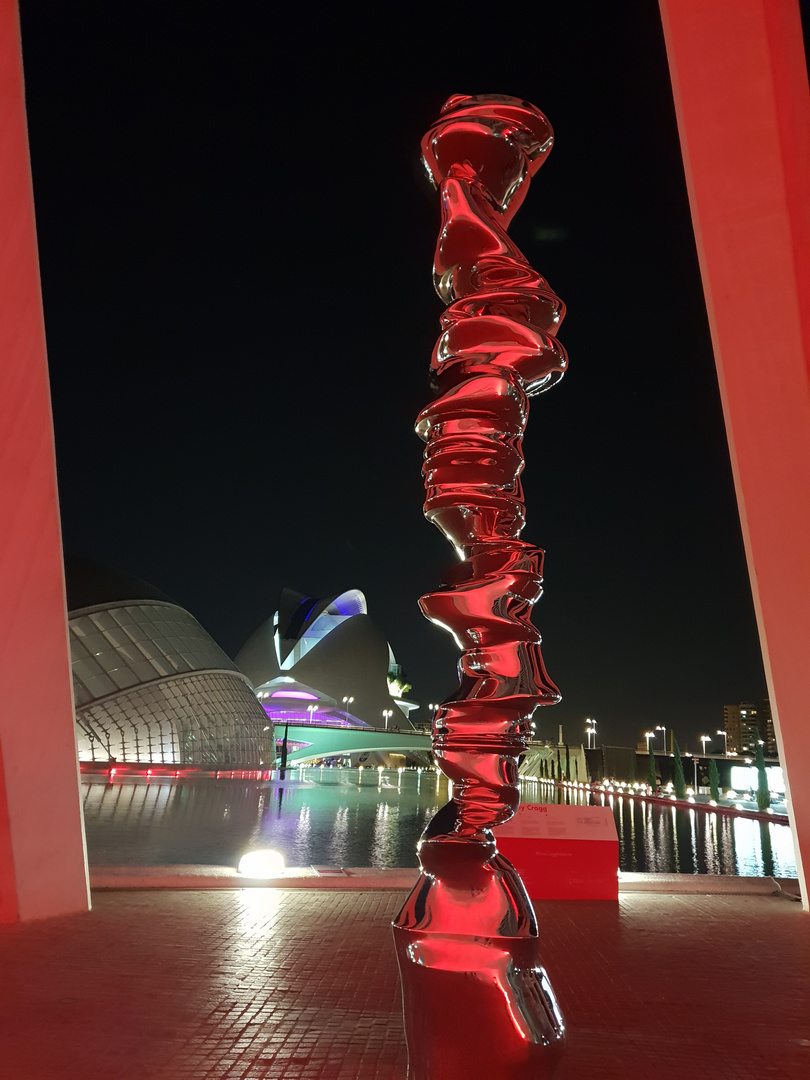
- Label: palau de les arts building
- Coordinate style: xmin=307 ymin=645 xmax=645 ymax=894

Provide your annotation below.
xmin=68 ymin=564 xmax=417 ymax=767
xmin=235 ymin=587 xmax=418 ymax=738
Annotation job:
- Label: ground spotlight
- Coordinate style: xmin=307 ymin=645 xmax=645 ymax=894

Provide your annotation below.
xmin=237 ymin=849 xmax=285 ymax=878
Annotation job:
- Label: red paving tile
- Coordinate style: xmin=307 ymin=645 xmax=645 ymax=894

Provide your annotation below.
xmin=0 ymin=887 xmax=807 ymax=1079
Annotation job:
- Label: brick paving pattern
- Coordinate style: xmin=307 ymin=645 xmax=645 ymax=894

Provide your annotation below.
xmin=0 ymin=888 xmax=808 ymax=1078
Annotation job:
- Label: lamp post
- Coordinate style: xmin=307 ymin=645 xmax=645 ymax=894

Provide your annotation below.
xmin=656 ymin=725 xmax=667 ymax=754
xmin=423 ymin=704 xmax=439 ymax=735
xmin=716 ymin=729 xmax=728 ymax=755
xmin=585 ymin=718 xmax=596 ymax=749
xmin=383 ymin=709 xmax=393 ymax=731
xmin=644 ymin=731 xmax=654 ymax=751
xmin=342 ymin=695 xmax=354 ymax=722
xmin=307 ymin=704 xmax=319 ymax=724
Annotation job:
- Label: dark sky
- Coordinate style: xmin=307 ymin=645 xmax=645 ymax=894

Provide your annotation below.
xmin=18 ymin=1 xmax=774 ymax=751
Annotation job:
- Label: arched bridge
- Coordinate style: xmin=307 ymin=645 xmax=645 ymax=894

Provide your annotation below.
xmin=277 ymin=723 xmax=432 ymax=765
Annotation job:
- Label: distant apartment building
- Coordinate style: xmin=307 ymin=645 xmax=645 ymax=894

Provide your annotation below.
xmin=758 ymin=699 xmax=778 ymax=756
xmin=723 ymin=701 xmax=777 ymax=756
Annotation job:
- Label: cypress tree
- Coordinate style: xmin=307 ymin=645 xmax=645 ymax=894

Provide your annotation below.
xmin=556 ymin=746 xmax=562 ymax=778
xmin=574 ymin=759 xmax=579 ymax=782
xmin=565 ymin=744 xmax=571 ymax=780
xmin=672 ymin=738 xmax=687 ymax=800
xmin=648 ymin=748 xmax=657 ymax=791
xmin=708 ymin=757 xmax=721 ymax=802
xmin=755 ymin=742 xmax=770 ymax=810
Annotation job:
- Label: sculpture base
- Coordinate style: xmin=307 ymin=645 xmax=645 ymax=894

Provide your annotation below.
xmin=392 ymin=924 xmax=565 ymax=1080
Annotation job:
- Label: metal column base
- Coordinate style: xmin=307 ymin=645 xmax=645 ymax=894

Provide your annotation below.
xmin=393 ymin=920 xmax=564 ymax=1079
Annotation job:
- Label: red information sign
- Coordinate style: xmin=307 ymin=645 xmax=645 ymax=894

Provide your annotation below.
xmin=494 ymin=803 xmax=619 ymax=900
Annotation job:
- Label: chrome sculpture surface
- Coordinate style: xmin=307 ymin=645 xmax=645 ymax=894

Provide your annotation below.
xmin=392 ymin=94 xmax=567 ymax=1079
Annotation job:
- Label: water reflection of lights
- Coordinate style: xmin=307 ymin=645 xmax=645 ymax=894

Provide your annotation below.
xmin=734 ymin=817 xmax=765 ymax=876
xmin=628 ymin=796 xmax=637 ymax=871
xmin=370 ymin=801 xmax=400 ymax=865
xmin=82 ymin=770 xmax=797 ymax=878
xmin=720 ymin=816 xmax=737 ymax=874
xmin=732 ymin=816 xmax=794 ymax=878
xmin=704 ymin=813 xmax=719 ymax=874
xmin=644 ymin=803 xmax=658 ymax=871
xmin=296 ymin=805 xmax=311 ymax=848
xmin=329 ymin=805 xmax=349 ymax=866
xmin=670 ymin=806 xmax=680 ymax=873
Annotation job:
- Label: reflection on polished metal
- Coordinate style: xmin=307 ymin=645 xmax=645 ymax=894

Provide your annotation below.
xmin=392 ymin=94 xmax=567 ymax=1078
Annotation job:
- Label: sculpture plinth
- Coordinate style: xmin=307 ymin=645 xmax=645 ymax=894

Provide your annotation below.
xmin=392 ymin=94 xmax=568 ymax=1079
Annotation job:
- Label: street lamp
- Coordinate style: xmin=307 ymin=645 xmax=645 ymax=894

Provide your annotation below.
xmin=383 ymin=709 xmax=393 ymax=730
xmin=307 ymin=704 xmax=318 ymax=724
xmin=700 ymin=734 xmax=712 ymax=754
xmin=656 ymin=725 xmax=667 ymax=754
xmin=716 ymin=729 xmax=728 ymax=755
xmin=342 ymin=695 xmax=354 ymax=720
xmin=585 ymin=718 xmax=596 ymax=749
xmin=644 ymin=731 xmax=655 ymax=751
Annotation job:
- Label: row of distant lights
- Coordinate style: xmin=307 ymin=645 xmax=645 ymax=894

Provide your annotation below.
xmin=524 ymin=775 xmax=777 ymax=813
xmin=293 ymin=764 xmax=440 ymax=774
xmin=257 ymin=695 xmax=400 ymax=723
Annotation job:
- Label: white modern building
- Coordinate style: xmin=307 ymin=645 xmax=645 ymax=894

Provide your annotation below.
xmin=68 ymin=565 xmax=272 ymax=766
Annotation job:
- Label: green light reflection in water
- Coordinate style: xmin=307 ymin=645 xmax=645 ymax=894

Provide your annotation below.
xmin=81 ymin=768 xmax=797 ymax=877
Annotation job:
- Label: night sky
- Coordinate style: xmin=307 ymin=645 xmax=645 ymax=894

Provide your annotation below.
xmin=18 ymin=1 xmax=777 ymax=751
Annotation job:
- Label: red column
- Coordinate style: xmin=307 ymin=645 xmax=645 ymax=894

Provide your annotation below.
xmin=0 ymin=0 xmax=89 ymax=921
xmin=659 ymin=0 xmax=810 ymax=904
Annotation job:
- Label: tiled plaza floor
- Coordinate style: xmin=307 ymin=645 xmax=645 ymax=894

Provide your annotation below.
xmin=0 ymin=886 xmax=808 ymax=1079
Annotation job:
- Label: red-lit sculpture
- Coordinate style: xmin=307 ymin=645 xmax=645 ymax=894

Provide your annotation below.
xmin=392 ymin=95 xmax=567 ymax=1078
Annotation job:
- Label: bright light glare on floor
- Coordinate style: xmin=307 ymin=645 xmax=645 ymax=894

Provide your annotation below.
xmin=237 ymin=849 xmax=285 ymax=878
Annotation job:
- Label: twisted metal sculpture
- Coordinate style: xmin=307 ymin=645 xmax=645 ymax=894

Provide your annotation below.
xmin=392 ymin=94 xmax=567 ymax=1079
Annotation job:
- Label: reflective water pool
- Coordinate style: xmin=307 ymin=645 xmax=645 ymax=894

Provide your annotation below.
xmin=82 ymin=768 xmax=797 ymax=877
